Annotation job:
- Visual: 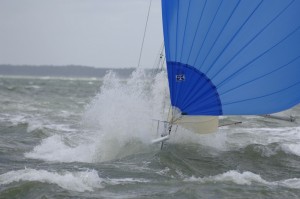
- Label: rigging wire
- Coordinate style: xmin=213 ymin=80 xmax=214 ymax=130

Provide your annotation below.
xmin=152 ymin=42 xmax=164 ymax=69
xmin=151 ymin=42 xmax=165 ymax=76
xmin=137 ymin=0 xmax=152 ymax=68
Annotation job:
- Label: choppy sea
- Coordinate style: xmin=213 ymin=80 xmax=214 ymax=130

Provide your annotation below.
xmin=0 ymin=70 xmax=300 ymax=199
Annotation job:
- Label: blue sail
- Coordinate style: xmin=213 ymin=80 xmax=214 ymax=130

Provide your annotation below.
xmin=162 ymin=0 xmax=300 ymax=115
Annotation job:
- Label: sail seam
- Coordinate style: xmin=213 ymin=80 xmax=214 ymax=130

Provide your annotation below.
xmin=175 ymin=0 xmax=179 ymax=61
xmin=216 ymin=26 xmax=300 ymax=88
xmin=195 ymin=0 xmax=242 ymax=70
xmin=179 ymin=0 xmax=191 ymax=61
xmin=185 ymin=0 xmax=208 ymax=64
xmin=173 ymin=0 xmax=183 ymax=108
xmin=205 ymin=0 xmax=264 ymax=75
xmin=210 ymin=0 xmax=296 ymax=81
xmin=223 ymin=80 xmax=300 ymax=106
xmin=192 ymin=1 xmax=223 ymax=69
xmin=220 ymin=55 xmax=300 ymax=96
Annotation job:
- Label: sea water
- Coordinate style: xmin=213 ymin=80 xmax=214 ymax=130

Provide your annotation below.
xmin=0 ymin=70 xmax=300 ymax=198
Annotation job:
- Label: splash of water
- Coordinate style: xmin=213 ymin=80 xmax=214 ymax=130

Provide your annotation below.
xmin=82 ymin=69 xmax=170 ymax=161
xmin=26 ymin=69 xmax=170 ymax=163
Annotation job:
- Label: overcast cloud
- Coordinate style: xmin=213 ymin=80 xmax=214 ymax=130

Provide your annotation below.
xmin=0 ymin=0 xmax=162 ymax=68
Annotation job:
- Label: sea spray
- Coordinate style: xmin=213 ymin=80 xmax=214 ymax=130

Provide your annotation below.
xmin=26 ymin=69 xmax=170 ymax=162
xmin=82 ymin=69 xmax=170 ymax=161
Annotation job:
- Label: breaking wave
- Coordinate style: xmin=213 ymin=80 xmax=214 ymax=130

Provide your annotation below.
xmin=0 ymin=168 xmax=150 ymax=192
xmin=184 ymin=170 xmax=300 ymax=189
xmin=2 ymin=169 xmax=299 ymax=193
xmin=0 ymin=169 xmax=103 ymax=192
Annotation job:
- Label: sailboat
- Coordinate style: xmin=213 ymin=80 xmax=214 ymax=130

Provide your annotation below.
xmin=153 ymin=0 xmax=300 ymax=143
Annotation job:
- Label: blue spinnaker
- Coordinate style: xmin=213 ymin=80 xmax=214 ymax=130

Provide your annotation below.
xmin=162 ymin=0 xmax=300 ymax=115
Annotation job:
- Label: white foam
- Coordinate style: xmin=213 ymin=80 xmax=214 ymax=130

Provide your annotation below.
xmin=26 ymin=70 xmax=170 ymax=162
xmin=155 ymin=167 xmax=171 ymax=177
xmin=279 ymin=178 xmax=300 ymax=189
xmin=0 ymin=169 xmax=103 ymax=192
xmin=108 ymin=178 xmax=150 ymax=185
xmin=184 ymin=170 xmax=300 ymax=189
xmin=171 ymin=129 xmax=228 ymax=151
xmin=0 ymin=111 xmax=75 ymax=135
xmin=185 ymin=170 xmax=268 ymax=185
xmin=25 ymin=134 xmax=96 ymax=163
xmin=221 ymin=126 xmax=300 ymax=156
xmin=281 ymin=143 xmax=300 ymax=156
xmin=8 ymin=115 xmax=28 ymax=126
xmin=26 ymin=120 xmax=44 ymax=133
xmin=208 ymin=170 xmax=269 ymax=185
xmin=0 ymin=168 xmax=151 ymax=192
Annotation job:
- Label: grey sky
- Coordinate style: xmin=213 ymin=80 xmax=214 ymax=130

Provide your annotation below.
xmin=0 ymin=0 xmax=163 ymax=68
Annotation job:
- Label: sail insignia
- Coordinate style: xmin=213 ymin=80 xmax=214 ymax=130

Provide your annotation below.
xmin=167 ymin=61 xmax=222 ymax=115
